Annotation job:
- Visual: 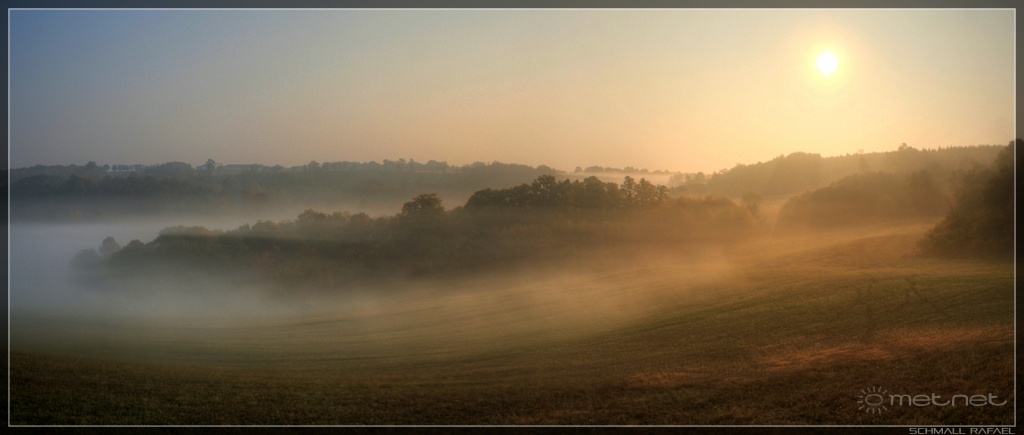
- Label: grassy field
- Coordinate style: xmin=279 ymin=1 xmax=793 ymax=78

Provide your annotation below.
xmin=9 ymin=223 xmax=1015 ymax=425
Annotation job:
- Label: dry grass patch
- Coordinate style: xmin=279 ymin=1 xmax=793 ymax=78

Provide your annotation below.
xmin=758 ymin=325 xmax=1012 ymax=373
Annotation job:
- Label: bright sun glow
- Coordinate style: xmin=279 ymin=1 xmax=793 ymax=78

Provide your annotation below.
xmin=817 ymin=51 xmax=839 ymax=76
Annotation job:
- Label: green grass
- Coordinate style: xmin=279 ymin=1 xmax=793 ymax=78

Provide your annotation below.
xmin=9 ymin=223 xmax=1015 ymax=425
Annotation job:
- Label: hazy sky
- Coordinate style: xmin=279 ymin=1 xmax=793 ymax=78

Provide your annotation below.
xmin=8 ymin=9 xmax=1015 ymax=173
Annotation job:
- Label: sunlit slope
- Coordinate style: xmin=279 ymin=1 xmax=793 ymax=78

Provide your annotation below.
xmin=10 ymin=224 xmax=1014 ymax=424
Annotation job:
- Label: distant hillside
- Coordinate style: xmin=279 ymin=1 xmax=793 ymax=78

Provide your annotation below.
xmin=916 ymin=141 xmax=1017 ymax=259
xmin=8 ymin=143 xmax=1008 ymax=222
xmin=8 ymin=159 xmax=559 ymax=221
xmin=775 ymin=170 xmax=949 ymax=229
xmin=671 ymin=144 xmax=1005 ymax=199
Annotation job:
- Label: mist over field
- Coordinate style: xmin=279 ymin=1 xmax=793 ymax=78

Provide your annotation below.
xmin=7 ymin=8 xmax=1015 ymax=427
xmin=11 ymin=212 xmax=298 ymax=317
xmin=9 ymin=186 xmax=743 ymax=328
xmin=8 ymin=142 xmax=1016 ymax=425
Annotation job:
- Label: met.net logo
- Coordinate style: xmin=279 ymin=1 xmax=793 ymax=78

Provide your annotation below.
xmin=857 ymin=386 xmax=1008 ymax=415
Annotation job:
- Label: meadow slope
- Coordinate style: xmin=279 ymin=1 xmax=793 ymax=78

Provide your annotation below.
xmin=10 ymin=223 xmax=1014 ymax=425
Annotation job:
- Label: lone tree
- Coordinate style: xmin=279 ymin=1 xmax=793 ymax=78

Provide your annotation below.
xmin=71 ymin=248 xmax=102 ymax=269
xmin=401 ymin=193 xmax=445 ymax=220
xmin=99 ymin=236 xmax=121 ymax=257
xmin=398 ymin=193 xmax=449 ymax=249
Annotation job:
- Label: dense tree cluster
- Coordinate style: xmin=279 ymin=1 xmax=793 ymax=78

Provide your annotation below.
xmin=776 ymin=170 xmax=949 ymax=228
xmin=672 ymin=145 xmax=1004 ymax=198
xmin=15 ymin=145 xmax=1004 ymax=222
xmin=11 ymin=173 xmax=213 ymax=199
xmin=10 ymin=161 xmax=116 ymax=181
xmin=676 ymin=152 xmax=826 ymax=198
xmin=574 ymin=165 xmax=674 ymax=175
xmin=10 ymin=160 xmax=559 ymax=221
xmin=77 ymin=176 xmax=758 ymax=292
xmin=916 ymin=140 xmax=1016 ymax=258
xmin=466 ymin=175 xmax=669 ymax=209
xmin=60 ymin=141 xmax=1016 ymax=295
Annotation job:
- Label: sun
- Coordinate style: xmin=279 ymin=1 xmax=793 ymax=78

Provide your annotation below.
xmin=817 ymin=51 xmax=839 ymax=76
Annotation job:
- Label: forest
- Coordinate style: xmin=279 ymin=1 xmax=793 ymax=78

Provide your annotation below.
xmin=10 ymin=143 xmax=1006 ymax=222
xmin=68 ymin=141 xmax=1017 ymax=295
xmin=12 ymin=140 xmax=1016 ymax=426
xmin=9 ymin=8 xmax=1016 ymax=426
xmin=671 ymin=143 xmax=1005 ymax=199
xmin=9 ymin=159 xmax=561 ymax=221
xmin=71 ymin=175 xmax=757 ymax=293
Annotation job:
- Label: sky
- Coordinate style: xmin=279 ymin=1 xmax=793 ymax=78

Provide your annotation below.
xmin=8 ymin=9 xmax=1016 ymax=174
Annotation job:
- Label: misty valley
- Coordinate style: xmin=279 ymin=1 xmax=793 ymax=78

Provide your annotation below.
xmin=8 ymin=142 xmax=1016 ymax=425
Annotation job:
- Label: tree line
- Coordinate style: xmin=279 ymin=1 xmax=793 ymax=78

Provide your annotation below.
xmin=465 ymin=175 xmax=669 ymax=209
xmin=71 ymin=135 xmax=1017 ymax=295
xmin=14 ymin=144 xmax=1005 ymax=222
xmin=73 ymin=176 xmax=758 ymax=292
xmin=915 ymin=140 xmax=1017 ymax=259
xmin=10 ymin=159 xmax=561 ymax=221
xmin=775 ymin=170 xmax=949 ymax=228
xmin=766 ymin=140 xmax=1016 ymax=259
xmin=672 ymin=144 xmax=1005 ymax=198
